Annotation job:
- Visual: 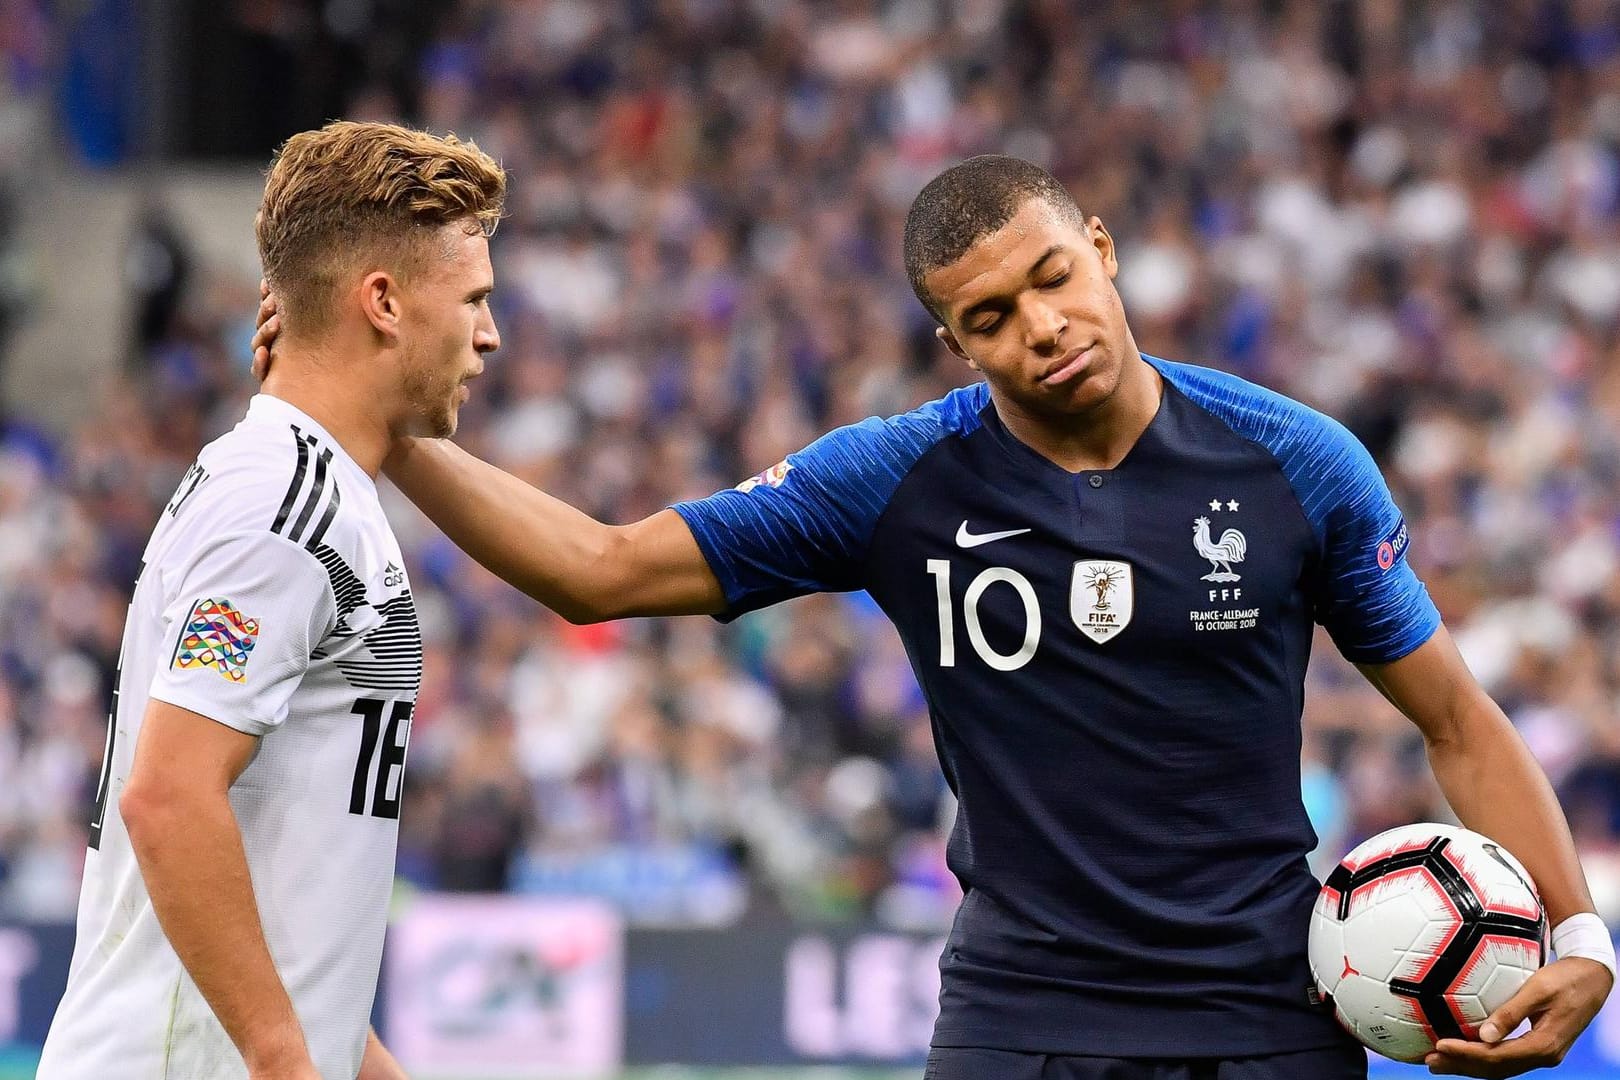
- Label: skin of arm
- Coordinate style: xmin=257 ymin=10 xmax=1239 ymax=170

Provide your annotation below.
xmin=1358 ymin=626 xmax=1594 ymax=926
xmin=119 ymin=700 xmax=318 ymax=1079
xmin=359 ymin=1028 xmax=408 ymax=1080
xmin=383 ymin=436 xmax=726 ymax=623
xmin=1357 ymin=625 xmax=1613 ymax=1075
xmin=253 ymin=283 xmax=724 ymax=624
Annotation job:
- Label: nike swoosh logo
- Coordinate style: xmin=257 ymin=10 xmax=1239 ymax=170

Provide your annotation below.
xmin=955 ymin=522 xmax=1032 ymax=548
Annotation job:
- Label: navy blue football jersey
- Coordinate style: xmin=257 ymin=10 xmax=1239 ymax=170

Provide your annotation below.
xmin=673 ymin=356 xmax=1440 ymax=1056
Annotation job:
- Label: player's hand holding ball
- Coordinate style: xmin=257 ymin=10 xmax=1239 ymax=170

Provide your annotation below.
xmin=1308 ymin=823 xmax=1613 ymax=1076
xmin=1422 ymin=956 xmax=1611 ymax=1077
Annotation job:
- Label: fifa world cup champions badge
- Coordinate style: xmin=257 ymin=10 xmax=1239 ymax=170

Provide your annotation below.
xmin=171 ymin=598 xmax=262 ymax=683
xmin=1069 ymin=561 xmax=1133 ymax=643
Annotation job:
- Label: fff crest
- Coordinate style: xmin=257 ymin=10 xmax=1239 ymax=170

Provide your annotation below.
xmin=1070 ymin=560 xmax=1133 ymax=644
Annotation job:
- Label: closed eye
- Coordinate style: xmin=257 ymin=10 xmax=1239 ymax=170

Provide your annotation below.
xmin=1039 ymin=272 xmax=1070 ymax=290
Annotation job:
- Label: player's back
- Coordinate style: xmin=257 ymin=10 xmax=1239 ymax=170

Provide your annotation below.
xmin=39 ymin=395 xmax=422 ymax=1080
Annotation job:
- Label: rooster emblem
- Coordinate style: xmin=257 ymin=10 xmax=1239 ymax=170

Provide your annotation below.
xmin=1193 ymin=516 xmax=1246 ymax=582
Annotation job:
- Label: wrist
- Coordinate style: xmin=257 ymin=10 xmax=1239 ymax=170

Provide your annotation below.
xmin=1551 ymin=912 xmax=1617 ymax=978
xmin=242 ymin=1028 xmax=310 ymax=1073
xmin=381 ymin=436 xmax=419 ymax=478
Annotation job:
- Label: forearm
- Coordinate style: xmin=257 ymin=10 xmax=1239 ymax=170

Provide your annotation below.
xmin=359 ymin=1029 xmax=407 ymax=1080
xmin=1424 ymin=705 xmax=1596 ymax=925
xmin=386 ymin=438 xmax=621 ymax=620
xmin=124 ymin=791 xmax=308 ymax=1072
xmin=386 ymin=438 xmax=724 ymax=621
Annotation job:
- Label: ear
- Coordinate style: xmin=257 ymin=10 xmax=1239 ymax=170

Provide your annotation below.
xmin=360 ymin=270 xmax=403 ymax=340
xmin=1087 ymin=216 xmax=1119 ymax=280
xmin=936 ymin=325 xmax=978 ymax=370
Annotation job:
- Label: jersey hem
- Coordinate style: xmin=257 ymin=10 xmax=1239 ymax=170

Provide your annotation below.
xmin=1333 ymin=612 xmax=1442 ymax=666
xmin=928 ymin=1025 xmax=1351 ymax=1058
xmin=668 ymin=502 xmax=749 ymax=622
xmin=146 ymin=684 xmax=276 ymax=737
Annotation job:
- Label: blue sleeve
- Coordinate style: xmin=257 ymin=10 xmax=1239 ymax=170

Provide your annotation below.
xmin=1302 ymin=420 xmax=1440 ymax=664
xmin=672 ymin=388 xmax=983 ymax=621
xmin=1153 ymin=357 xmax=1440 ymax=664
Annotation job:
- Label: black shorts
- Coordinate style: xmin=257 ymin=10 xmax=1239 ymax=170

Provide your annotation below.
xmin=923 ymin=1043 xmax=1368 ymax=1080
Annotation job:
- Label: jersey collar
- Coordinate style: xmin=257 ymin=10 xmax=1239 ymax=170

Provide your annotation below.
xmin=244 ymin=394 xmax=378 ymax=497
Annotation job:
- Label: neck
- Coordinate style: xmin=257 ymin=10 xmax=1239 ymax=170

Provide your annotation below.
xmin=993 ymin=348 xmax=1162 ymax=473
xmin=260 ymin=344 xmax=395 ymax=477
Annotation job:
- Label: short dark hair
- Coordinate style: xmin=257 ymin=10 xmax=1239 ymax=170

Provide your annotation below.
xmin=903 ymin=155 xmax=1084 ymax=323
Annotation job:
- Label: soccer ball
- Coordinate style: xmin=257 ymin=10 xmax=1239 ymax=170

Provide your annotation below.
xmin=1307 ymin=823 xmax=1546 ymax=1062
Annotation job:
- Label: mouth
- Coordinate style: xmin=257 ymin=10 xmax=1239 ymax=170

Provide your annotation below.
xmin=1039 ymin=344 xmax=1095 ymax=387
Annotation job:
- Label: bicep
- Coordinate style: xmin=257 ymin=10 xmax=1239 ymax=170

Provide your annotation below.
xmin=127 ymin=699 xmax=260 ymax=805
xmin=607 ymin=509 xmax=728 ymax=619
xmin=1355 ymin=624 xmax=1484 ymax=748
xmin=1307 ymin=421 xmax=1440 ymax=663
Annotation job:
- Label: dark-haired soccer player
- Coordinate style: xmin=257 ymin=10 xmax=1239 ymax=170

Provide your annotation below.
xmin=256 ymin=155 xmax=1612 ymax=1078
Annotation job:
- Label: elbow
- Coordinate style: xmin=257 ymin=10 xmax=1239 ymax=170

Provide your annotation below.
xmin=553 ymin=600 xmax=612 ymax=626
xmin=119 ymin=783 xmax=168 ymax=853
xmin=120 ymin=779 xmax=204 ymax=853
xmin=540 ymin=526 xmax=636 ymax=624
xmin=554 ymin=594 xmax=630 ymax=625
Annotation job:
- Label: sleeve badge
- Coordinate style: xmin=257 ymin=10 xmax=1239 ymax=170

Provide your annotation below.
xmin=735 ymin=460 xmax=794 ymax=493
xmin=172 ymin=598 xmax=262 ymax=683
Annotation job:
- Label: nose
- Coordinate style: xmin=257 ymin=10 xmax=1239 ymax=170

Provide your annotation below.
xmin=475 ymin=312 xmax=500 ymax=355
xmin=1020 ymin=296 xmax=1067 ymax=353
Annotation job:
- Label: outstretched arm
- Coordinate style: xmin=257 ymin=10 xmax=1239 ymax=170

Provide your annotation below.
xmin=383 ymin=437 xmax=725 ymax=623
xmin=252 ymin=281 xmax=725 ymax=624
xmin=1358 ymin=625 xmax=1612 ymax=1075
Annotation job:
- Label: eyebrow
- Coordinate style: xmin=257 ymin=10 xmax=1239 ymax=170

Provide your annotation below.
xmin=957 ymin=244 xmax=1068 ymax=324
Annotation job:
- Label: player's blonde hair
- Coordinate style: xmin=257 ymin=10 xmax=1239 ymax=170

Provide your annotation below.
xmin=256 ymin=120 xmax=506 ymax=337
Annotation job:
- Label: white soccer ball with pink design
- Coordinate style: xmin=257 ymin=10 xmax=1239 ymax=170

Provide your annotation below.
xmin=1307 ymin=823 xmax=1546 ymax=1063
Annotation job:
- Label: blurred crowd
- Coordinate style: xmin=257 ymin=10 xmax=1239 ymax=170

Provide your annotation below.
xmin=4 ymin=0 xmax=1620 ymax=929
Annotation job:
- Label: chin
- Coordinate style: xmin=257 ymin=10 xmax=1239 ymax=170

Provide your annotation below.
xmin=1045 ymin=370 xmax=1120 ymax=415
xmin=410 ymin=405 xmax=456 ymax=440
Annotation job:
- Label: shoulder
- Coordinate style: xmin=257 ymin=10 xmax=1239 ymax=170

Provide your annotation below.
xmin=187 ymin=419 xmax=350 ymax=545
xmin=1149 ymin=357 xmax=1369 ymax=474
xmin=892 ymin=381 xmax=991 ymax=441
xmin=786 ymin=382 xmax=989 ymax=479
xmin=1150 ymin=355 xmax=1355 ymax=454
xmin=1150 ymin=356 xmax=1381 ymax=526
xmin=674 ymin=384 xmax=989 ymax=570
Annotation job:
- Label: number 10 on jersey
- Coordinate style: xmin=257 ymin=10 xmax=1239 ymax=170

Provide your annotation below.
xmin=928 ymin=558 xmax=1134 ymax=670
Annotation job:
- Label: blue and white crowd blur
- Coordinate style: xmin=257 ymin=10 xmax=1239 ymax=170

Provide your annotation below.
xmin=1 ymin=0 xmax=1619 ymax=929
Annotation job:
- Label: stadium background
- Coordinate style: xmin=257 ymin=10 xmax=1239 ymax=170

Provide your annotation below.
xmin=1 ymin=0 xmax=1620 ymax=1076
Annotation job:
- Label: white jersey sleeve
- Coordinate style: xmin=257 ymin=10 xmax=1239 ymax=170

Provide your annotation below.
xmin=147 ymin=530 xmax=336 ymax=736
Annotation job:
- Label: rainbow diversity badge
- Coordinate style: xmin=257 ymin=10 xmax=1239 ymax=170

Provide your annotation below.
xmin=172 ymin=598 xmax=261 ymax=683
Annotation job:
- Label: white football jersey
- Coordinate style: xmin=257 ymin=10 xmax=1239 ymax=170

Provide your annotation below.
xmin=39 ymin=395 xmax=421 ymax=1080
